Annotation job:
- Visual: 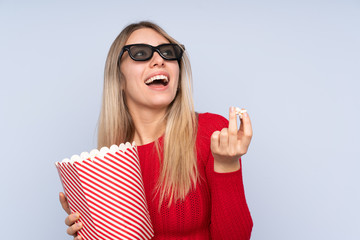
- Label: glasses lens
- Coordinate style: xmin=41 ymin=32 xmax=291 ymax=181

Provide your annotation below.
xmin=129 ymin=45 xmax=153 ymax=60
xmin=159 ymin=44 xmax=182 ymax=60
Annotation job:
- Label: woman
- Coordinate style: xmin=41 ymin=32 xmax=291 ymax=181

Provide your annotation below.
xmin=59 ymin=21 xmax=253 ymax=239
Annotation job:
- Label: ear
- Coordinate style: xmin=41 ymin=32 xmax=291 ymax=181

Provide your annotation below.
xmin=119 ymin=72 xmax=126 ymax=90
xmin=177 ymin=77 xmax=181 ymax=90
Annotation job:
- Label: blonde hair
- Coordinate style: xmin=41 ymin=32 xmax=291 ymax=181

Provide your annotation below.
xmin=98 ymin=21 xmax=198 ymax=206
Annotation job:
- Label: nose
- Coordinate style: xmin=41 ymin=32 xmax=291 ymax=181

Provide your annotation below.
xmin=149 ymin=51 xmax=165 ymax=67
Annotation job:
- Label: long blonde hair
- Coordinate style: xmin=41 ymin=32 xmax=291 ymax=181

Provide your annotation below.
xmin=98 ymin=21 xmax=198 ymax=206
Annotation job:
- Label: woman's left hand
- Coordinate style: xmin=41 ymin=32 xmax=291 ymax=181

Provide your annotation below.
xmin=211 ymin=107 xmax=253 ymax=173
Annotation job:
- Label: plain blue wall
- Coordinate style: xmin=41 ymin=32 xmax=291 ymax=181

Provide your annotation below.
xmin=0 ymin=0 xmax=359 ymax=239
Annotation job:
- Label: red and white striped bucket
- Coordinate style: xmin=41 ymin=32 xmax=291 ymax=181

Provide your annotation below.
xmin=56 ymin=142 xmax=154 ymax=240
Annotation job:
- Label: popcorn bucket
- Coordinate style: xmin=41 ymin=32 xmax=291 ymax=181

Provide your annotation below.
xmin=55 ymin=142 xmax=154 ymax=240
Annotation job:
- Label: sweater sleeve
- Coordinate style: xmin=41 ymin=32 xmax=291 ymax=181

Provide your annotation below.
xmin=198 ymin=113 xmax=253 ymax=240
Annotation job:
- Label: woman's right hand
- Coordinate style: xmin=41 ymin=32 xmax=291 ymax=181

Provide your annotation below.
xmin=59 ymin=192 xmax=83 ymax=240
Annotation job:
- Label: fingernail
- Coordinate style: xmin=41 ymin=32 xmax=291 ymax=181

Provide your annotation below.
xmin=230 ymin=106 xmax=235 ymax=113
xmin=76 ymin=222 xmax=82 ymax=228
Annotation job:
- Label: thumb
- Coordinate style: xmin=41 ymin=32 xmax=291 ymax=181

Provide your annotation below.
xmin=59 ymin=192 xmax=71 ymax=215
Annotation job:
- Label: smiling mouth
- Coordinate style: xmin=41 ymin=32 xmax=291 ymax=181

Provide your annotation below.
xmin=145 ymin=75 xmax=169 ymax=86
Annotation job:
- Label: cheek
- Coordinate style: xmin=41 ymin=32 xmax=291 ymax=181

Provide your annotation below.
xmin=171 ymin=64 xmax=180 ymax=87
xmin=121 ymin=64 xmax=144 ymax=88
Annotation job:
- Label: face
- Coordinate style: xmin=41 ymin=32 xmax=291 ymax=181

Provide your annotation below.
xmin=120 ymin=28 xmax=180 ymax=113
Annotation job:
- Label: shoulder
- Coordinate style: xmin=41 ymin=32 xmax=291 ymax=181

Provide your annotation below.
xmin=196 ymin=113 xmax=228 ymax=165
xmin=197 ymin=112 xmax=228 ymax=137
xmin=198 ymin=112 xmax=228 ymax=129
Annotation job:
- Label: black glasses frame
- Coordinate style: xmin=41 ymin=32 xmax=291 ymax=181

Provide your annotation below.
xmin=118 ymin=43 xmax=185 ymax=62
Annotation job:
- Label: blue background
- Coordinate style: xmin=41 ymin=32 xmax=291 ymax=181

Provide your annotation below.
xmin=0 ymin=0 xmax=359 ymax=239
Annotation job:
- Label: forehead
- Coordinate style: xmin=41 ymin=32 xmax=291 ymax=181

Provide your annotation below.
xmin=125 ymin=28 xmax=170 ymax=46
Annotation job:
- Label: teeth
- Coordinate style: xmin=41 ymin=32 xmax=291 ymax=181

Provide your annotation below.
xmin=145 ymin=75 xmax=168 ymax=84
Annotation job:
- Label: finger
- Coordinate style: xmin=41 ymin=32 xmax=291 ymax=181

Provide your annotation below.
xmin=238 ymin=112 xmax=253 ymax=154
xmin=219 ymin=128 xmax=229 ymax=149
xmin=59 ymin=192 xmax=71 ymax=215
xmin=228 ymin=107 xmax=238 ymax=146
xmin=67 ymin=222 xmax=82 ymax=236
xmin=74 ymin=235 xmax=83 ymax=240
xmin=65 ymin=212 xmax=80 ymax=226
xmin=239 ymin=111 xmax=253 ymax=138
xmin=239 ymin=111 xmax=252 ymax=136
xmin=211 ymin=130 xmax=221 ymax=153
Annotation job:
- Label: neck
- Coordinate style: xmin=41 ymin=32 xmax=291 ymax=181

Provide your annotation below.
xmin=129 ymin=107 xmax=167 ymax=146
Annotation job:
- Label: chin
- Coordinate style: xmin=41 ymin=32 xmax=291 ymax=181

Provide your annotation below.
xmin=148 ymin=96 xmax=177 ymax=109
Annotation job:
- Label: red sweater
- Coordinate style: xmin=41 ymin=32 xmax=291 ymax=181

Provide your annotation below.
xmin=137 ymin=113 xmax=253 ymax=240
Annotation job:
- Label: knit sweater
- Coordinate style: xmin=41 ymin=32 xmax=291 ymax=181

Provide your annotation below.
xmin=137 ymin=113 xmax=253 ymax=240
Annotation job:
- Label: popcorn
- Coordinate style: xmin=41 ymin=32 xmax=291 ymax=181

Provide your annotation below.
xmin=235 ymin=107 xmax=247 ymax=119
